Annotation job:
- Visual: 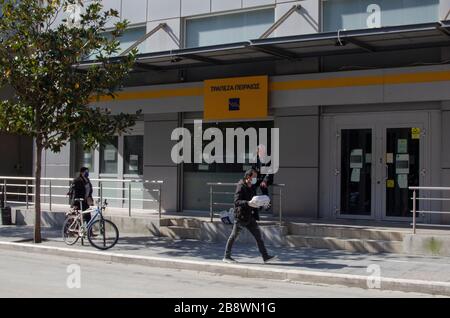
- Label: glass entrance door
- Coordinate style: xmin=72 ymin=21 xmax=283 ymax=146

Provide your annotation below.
xmin=339 ymin=129 xmax=373 ymax=217
xmin=383 ymin=126 xmax=422 ymax=220
xmin=333 ymin=113 xmax=429 ymax=221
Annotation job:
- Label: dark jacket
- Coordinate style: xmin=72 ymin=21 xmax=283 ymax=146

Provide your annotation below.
xmin=69 ymin=176 xmax=93 ymax=209
xmin=253 ymin=157 xmax=273 ymax=185
xmin=234 ymin=179 xmax=259 ymax=223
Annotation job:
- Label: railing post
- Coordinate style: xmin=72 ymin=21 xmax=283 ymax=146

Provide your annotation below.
xmin=158 ymin=183 xmax=162 ymax=220
xmin=413 ymin=189 xmax=417 ymax=234
xmin=26 ymin=180 xmax=29 ymax=209
xmin=49 ymin=180 xmax=52 ymax=211
xmin=128 ymin=182 xmax=132 ymax=217
xmin=99 ymin=181 xmax=103 ymax=206
xmin=279 ymin=187 xmax=282 ymax=227
xmin=3 ymin=179 xmax=6 ymax=205
xmin=210 ymin=184 xmax=213 ymax=223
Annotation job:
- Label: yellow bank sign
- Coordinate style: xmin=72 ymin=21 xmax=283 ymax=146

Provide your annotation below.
xmin=204 ymin=76 xmax=268 ymax=121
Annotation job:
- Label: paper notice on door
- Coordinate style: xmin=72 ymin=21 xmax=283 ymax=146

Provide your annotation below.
xmin=386 ymin=179 xmax=395 ymax=188
xmin=351 ymin=168 xmax=360 ymax=182
xmin=386 ymin=153 xmax=394 ymax=164
xmin=397 ymin=174 xmax=408 ymax=189
xmin=412 ymin=128 xmax=421 ymax=139
xmin=397 ymin=139 xmax=408 ymax=154
xmin=350 ymin=149 xmax=363 ymax=169
xmin=129 ymin=155 xmax=139 ymax=171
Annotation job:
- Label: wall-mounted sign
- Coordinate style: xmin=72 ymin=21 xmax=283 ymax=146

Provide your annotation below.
xmin=387 ymin=179 xmax=395 ymax=188
xmin=204 ymin=76 xmax=268 ymax=121
xmin=412 ymin=127 xmax=421 ymax=139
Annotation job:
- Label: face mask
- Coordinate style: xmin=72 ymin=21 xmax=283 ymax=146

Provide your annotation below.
xmin=251 ymin=177 xmax=257 ymax=185
xmin=84 ymin=172 xmax=89 ymax=178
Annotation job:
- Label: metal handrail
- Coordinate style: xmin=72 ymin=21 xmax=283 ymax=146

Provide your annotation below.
xmin=0 ymin=176 xmax=163 ymax=218
xmin=207 ymin=182 xmax=286 ymax=226
xmin=409 ymin=186 xmax=450 ymax=234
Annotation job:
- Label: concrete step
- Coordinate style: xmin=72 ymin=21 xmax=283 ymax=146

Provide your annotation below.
xmin=285 ymin=235 xmax=403 ymax=254
xmin=160 ymin=218 xmax=202 ymax=228
xmin=159 ymin=226 xmax=201 ymax=240
xmin=288 ymin=223 xmax=407 ymax=241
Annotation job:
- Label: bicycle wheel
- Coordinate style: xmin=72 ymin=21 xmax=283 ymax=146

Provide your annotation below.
xmin=87 ymin=219 xmax=119 ymax=250
xmin=62 ymin=216 xmax=81 ymax=246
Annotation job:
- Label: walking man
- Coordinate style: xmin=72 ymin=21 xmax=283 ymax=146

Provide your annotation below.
xmin=223 ymin=169 xmax=277 ymax=264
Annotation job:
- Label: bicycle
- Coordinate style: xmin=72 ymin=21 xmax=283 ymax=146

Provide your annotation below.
xmin=62 ymin=198 xmax=119 ymax=250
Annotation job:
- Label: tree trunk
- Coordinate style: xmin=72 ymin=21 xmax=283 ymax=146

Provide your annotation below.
xmin=34 ymin=139 xmax=43 ymax=244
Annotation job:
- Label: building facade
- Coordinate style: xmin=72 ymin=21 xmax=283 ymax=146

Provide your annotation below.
xmin=2 ymin=0 xmax=450 ymax=225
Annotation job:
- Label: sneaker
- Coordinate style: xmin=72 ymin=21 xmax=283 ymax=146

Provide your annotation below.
xmin=222 ymin=256 xmax=237 ymax=264
xmin=263 ymin=255 xmax=278 ymax=264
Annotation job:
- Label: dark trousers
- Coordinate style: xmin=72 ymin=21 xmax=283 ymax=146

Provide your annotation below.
xmin=74 ymin=201 xmax=92 ymax=224
xmin=225 ymin=218 xmax=269 ymax=259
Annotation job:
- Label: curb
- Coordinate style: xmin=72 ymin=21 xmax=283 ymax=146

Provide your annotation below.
xmin=0 ymin=241 xmax=449 ymax=296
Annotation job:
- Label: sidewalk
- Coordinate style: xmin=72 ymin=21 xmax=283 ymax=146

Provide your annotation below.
xmin=1 ymin=225 xmax=450 ymax=296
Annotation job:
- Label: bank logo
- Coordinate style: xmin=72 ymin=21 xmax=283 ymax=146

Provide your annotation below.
xmin=229 ymin=98 xmax=240 ymax=111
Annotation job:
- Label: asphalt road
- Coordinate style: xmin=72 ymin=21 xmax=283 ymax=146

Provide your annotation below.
xmin=0 ymin=250 xmax=441 ymax=298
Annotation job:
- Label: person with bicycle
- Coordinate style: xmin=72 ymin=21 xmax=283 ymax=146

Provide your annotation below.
xmin=69 ymin=167 xmax=94 ymax=224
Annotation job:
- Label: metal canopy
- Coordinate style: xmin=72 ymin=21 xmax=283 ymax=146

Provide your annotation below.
xmin=78 ymin=21 xmax=450 ymax=72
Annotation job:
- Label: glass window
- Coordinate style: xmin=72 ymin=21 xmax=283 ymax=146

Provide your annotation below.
xmin=87 ymin=27 xmax=146 ymax=60
xmin=183 ymin=121 xmax=273 ymax=173
xmin=100 ymin=137 xmax=119 ymax=174
xmin=115 ymin=27 xmax=147 ymax=55
xmin=322 ymin=0 xmax=439 ymax=32
xmin=185 ymin=9 xmax=275 ymax=48
xmin=74 ymin=141 xmax=95 ymax=173
xmin=124 ymin=135 xmax=144 ymax=175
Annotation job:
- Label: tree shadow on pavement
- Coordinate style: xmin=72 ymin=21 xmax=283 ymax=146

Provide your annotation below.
xmin=0 ymin=226 xmax=60 ymax=241
xmin=115 ymin=236 xmax=367 ymax=270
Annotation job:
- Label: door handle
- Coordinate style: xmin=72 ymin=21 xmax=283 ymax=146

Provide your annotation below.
xmin=385 ymin=165 xmax=389 ymax=180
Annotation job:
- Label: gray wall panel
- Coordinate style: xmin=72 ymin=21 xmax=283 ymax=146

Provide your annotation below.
xmin=274 ymin=1 xmax=319 ymax=37
xmin=275 ymin=115 xmax=319 ymax=168
xmin=442 ymin=111 xmax=450 ymax=168
xmin=148 ymin=0 xmax=181 ymax=21
xmin=144 ymin=120 xmax=179 ymax=166
xmin=440 ymin=0 xmax=450 ymax=19
xmin=273 ymin=167 xmax=318 ymax=217
xmin=122 ymin=0 xmax=148 ymax=24
xmin=144 ymin=165 xmax=178 ymax=212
